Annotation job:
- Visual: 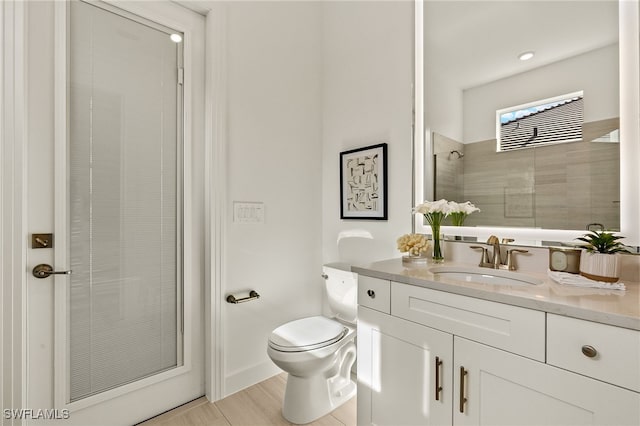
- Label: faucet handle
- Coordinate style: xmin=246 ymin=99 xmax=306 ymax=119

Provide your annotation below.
xmin=501 ymin=238 xmax=515 ymax=244
xmin=486 ymin=235 xmax=499 ymax=245
xmin=470 ymin=245 xmax=491 ymax=267
xmin=506 ymin=248 xmax=528 ymax=271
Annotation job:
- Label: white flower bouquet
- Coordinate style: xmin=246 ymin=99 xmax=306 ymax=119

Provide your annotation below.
xmin=412 ymin=199 xmax=453 ymax=263
xmin=413 ymin=199 xmax=481 ymax=262
xmin=448 ymin=201 xmax=480 ymax=226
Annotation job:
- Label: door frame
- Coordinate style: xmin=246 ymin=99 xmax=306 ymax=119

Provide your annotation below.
xmin=0 ymin=0 xmax=227 ymax=416
xmin=202 ymin=2 xmax=227 ymax=403
xmin=1 ymin=0 xmax=29 ymax=421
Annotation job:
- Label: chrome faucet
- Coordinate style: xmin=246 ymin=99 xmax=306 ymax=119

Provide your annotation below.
xmin=470 ymin=235 xmax=529 ymax=270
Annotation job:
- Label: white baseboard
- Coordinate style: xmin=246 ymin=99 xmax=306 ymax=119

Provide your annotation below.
xmin=224 ymin=360 xmax=282 ymax=398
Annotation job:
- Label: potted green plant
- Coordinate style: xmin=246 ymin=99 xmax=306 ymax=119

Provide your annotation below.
xmin=576 ymin=231 xmax=627 ymax=282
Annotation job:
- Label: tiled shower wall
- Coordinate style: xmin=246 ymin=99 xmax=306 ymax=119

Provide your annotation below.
xmin=434 ymin=132 xmax=464 ymax=202
xmin=434 ymin=119 xmax=620 ymax=231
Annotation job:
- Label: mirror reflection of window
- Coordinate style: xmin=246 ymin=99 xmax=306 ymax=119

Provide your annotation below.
xmin=497 ymin=91 xmax=584 ymax=152
xmin=591 ymin=128 xmax=619 ymax=143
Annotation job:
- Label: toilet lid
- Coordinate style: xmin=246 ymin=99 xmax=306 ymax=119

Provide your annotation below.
xmin=268 ymin=316 xmax=348 ymax=352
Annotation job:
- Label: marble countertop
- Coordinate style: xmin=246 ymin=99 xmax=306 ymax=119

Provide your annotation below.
xmin=352 ymin=258 xmax=640 ymax=331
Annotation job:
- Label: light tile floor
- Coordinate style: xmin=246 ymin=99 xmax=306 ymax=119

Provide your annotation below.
xmin=138 ymin=373 xmax=356 ymax=426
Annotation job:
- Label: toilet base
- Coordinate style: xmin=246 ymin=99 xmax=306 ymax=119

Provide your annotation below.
xmin=282 ymin=342 xmax=356 ymax=424
xmin=282 ymin=373 xmax=356 ymax=425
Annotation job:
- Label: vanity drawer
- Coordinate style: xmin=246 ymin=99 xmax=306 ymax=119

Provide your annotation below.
xmin=391 ymin=282 xmax=545 ymax=361
xmin=547 ymin=314 xmax=640 ymax=392
xmin=358 ymin=276 xmax=390 ymax=314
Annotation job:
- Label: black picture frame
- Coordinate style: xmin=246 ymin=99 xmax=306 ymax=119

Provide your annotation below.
xmin=340 ymin=143 xmax=388 ymax=220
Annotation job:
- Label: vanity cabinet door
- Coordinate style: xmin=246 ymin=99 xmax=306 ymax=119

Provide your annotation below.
xmin=357 ymin=306 xmax=453 ymax=426
xmin=453 ymin=337 xmax=640 ymax=426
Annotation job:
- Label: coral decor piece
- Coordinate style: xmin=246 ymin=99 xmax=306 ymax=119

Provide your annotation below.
xmin=397 ymin=233 xmax=430 ymax=265
xmin=397 ymin=233 xmax=430 ymax=256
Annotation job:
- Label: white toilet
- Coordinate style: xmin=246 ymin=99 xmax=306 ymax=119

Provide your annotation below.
xmin=267 ymin=265 xmax=357 ymax=424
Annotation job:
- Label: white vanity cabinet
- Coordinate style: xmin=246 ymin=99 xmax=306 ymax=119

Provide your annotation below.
xmin=357 ymin=278 xmax=640 ymax=426
xmin=453 ymin=337 xmax=639 ymax=426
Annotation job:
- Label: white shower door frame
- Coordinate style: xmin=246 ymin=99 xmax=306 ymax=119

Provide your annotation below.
xmin=26 ymin=0 xmax=206 ymax=423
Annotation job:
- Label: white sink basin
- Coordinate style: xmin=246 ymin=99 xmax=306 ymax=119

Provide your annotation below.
xmin=429 ymin=266 xmax=543 ymax=286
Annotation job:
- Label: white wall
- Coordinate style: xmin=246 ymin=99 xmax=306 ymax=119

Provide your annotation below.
xmin=222 ymin=1 xmax=324 ymax=395
xmin=464 ymin=44 xmax=619 ymax=143
xmin=222 ymin=0 xmax=415 ymax=395
xmin=321 ymin=0 xmax=414 ymax=266
xmin=425 ymin=70 xmax=463 ymax=143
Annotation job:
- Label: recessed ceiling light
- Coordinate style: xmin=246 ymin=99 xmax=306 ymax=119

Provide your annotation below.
xmin=170 ymin=33 xmax=183 ymax=43
xmin=518 ymin=51 xmax=535 ymax=61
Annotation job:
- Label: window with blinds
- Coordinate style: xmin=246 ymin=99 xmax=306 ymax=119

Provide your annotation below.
xmin=497 ymin=92 xmax=584 ymax=152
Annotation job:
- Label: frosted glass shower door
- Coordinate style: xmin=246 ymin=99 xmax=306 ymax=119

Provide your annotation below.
xmin=67 ymin=0 xmax=182 ymax=403
xmin=25 ymin=1 xmax=204 ymax=423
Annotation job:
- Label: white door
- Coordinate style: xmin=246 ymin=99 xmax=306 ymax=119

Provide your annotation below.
xmin=26 ymin=1 xmax=205 ymax=424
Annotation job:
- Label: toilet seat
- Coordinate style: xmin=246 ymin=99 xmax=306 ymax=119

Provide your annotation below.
xmin=268 ymin=316 xmax=347 ymax=353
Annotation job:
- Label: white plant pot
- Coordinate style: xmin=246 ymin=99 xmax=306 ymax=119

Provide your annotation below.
xmin=579 ymin=252 xmax=620 ymax=282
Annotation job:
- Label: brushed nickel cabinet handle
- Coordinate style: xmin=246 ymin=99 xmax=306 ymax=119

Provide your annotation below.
xmin=459 ymin=366 xmax=468 ymax=413
xmin=581 ymin=345 xmax=598 ymax=358
xmin=435 ymin=356 xmax=443 ymax=401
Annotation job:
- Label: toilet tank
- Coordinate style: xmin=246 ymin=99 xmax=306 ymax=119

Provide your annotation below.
xmin=323 ymin=264 xmax=357 ymax=324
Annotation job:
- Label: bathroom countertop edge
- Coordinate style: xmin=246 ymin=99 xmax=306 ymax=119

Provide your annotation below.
xmin=352 ymin=258 xmax=640 ymax=331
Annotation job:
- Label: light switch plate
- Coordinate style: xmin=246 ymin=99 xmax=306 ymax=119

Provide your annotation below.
xmin=233 ymin=202 xmax=265 ymax=224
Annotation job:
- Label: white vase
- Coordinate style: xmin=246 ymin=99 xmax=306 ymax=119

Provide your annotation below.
xmin=579 ymin=252 xmax=620 ymax=282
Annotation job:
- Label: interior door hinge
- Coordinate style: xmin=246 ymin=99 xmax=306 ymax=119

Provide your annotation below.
xmin=178 ymin=68 xmax=184 ymax=85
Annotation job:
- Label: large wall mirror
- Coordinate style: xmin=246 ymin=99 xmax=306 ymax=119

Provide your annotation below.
xmin=414 ymin=0 xmax=639 ymax=248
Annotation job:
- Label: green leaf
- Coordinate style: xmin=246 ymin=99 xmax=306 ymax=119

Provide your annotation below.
xmin=576 ymin=231 xmax=627 ymax=254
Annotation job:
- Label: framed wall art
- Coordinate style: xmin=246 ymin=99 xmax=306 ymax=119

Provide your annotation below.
xmin=340 ymin=143 xmax=388 ymax=220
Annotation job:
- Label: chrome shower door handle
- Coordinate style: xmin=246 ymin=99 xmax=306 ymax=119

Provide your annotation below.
xmin=32 ymin=264 xmax=72 ymax=279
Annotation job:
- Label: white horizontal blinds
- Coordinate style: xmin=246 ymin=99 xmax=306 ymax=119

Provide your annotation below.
xmin=69 ymin=1 xmax=181 ymax=402
xmin=500 ymin=97 xmax=584 ymax=151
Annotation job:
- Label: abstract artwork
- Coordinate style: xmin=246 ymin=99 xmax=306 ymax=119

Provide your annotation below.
xmin=340 ymin=143 xmax=388 ymax=220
